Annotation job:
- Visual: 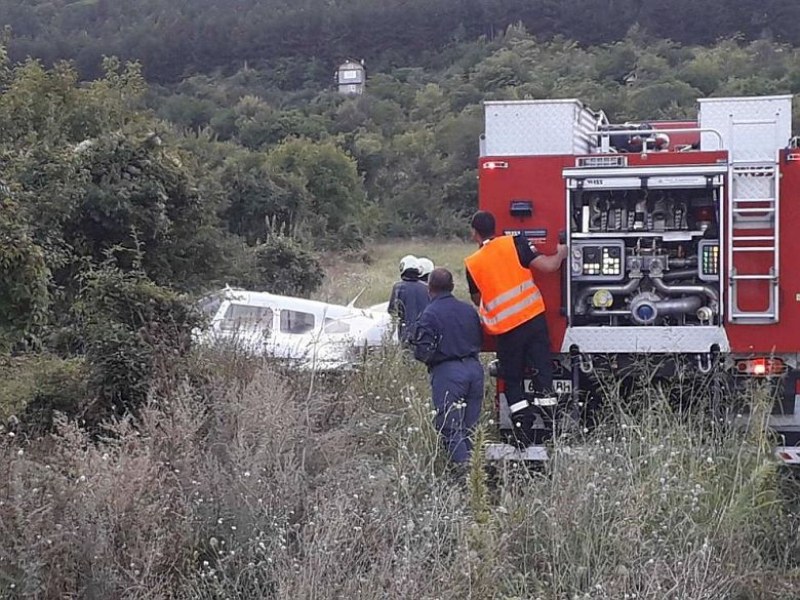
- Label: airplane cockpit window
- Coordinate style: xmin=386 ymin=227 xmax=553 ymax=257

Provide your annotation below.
xmin=280 ymin=310 xmax=316 ymax=334
xmin=220 ymin=304 xmax=274 ymax=332
xmin=324 ymin=317 xmax=351 ymax=334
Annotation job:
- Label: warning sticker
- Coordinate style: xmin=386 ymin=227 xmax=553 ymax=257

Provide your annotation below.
xmin=504 ymin=229 xmax=547 ymax=239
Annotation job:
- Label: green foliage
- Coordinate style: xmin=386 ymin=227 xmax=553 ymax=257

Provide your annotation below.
xmin=0 ymin=55 xmax=145 ymax=148
xmin=8 ymin=21 xmax=789 ymax=247
xmin=0 ymin=194 xmax=50 ymax=352
xmin=219 ymin=151 xmax=301 ymax=244
xmin=67 ymin=130 xmax=221 ymax=287
xmin=232 ymin=232 xmax=325 ymax=298
xmin=0 ymin=51 xmax=256 ymax=301
xmin=0 ymin=355 xmax=87 ymax=423
xmin=233 ymin=98 xmax=327 ymax=149
xmin=5 ymin=0 xmax=800 ymax=86
xmin=265 ymin=138 xmax=366 ymax=249
xmin=159 ymin=93 xmax=218 ymax=130
xmin=74 ymin=257 xmax=203 ymax=425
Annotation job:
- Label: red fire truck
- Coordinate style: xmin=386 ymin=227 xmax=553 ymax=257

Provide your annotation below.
xmin=478 ymin=95 xmax=800 ymax=464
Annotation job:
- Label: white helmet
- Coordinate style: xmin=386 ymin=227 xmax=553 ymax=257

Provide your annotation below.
xmin=417 ymin=257 xmax=434 ymax=278
xmin=399 ymin=254 xmax=420 ymax=275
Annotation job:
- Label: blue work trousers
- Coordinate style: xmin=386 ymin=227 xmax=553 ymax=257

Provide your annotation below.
xmin=430 ymin=358 xmax=484 ymax=464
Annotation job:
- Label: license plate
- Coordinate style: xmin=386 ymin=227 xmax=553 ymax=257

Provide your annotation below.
xmin=524 ymin=379 xmax=573 ymax=394
xmin=554 ymin=379 xmax=573 ymax=394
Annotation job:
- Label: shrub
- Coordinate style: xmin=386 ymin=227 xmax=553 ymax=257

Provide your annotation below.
xmin=74 ymin=258 xmax=203 ymax=428
xmin=0 ymin=355 xmax=87 ymax=428
xmin=232 ymin=233 xmax=324 ymax=297
xmin=0 ymin=194 xmax=50 ymax=353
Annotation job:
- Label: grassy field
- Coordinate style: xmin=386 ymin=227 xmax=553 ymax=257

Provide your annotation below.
xmin=314 ymin=238 xmax=475 ymax=307
xmin=2 ymin=239 xmax=800 ymax=598
xmin=3 ymin=340 xmax=799 ymax=598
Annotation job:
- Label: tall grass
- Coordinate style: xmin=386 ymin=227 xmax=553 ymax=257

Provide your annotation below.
xmin=1 ymin=345 xmax=799 ymax=599
xmin=314 ymin=239 xmax=474 ymax=307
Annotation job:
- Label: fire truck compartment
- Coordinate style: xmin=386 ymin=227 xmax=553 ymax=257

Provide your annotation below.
xmin=566 ymin=170 xmax=723 ymax=330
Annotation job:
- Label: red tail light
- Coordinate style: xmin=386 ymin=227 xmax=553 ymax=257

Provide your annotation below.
xmin=735 ymin=357 xmax=787 ymax=377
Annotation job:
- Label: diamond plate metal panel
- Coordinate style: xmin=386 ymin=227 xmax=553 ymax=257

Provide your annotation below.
xmin=732 ymin=167 xmax=775 ymax=200
xmin=698 ymin=95 xmax=792 ymax=160
xmin=575 ymin=107 xmax=598 ymax=154
xmin=485 ymin=443 xmax=549 ymax=461
xmin=560 ymin=326 xmax=730 ymax=353
xmin=484 ymin=99 xmax=599 ymax=156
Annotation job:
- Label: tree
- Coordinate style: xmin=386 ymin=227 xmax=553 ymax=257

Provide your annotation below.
xmin=220 ymin=151 xmax=307 ymax=244
xmin=266 ymin=138 xmax=366 ymax=248
xmin=232 ymin=233 xmax=325 ymax=298
xmin=0 ymin=194 xmax=50 ymax=353
xmin=73 ymin=255 xmax=203 ymax=426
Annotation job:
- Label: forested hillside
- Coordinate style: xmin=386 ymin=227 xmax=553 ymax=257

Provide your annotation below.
xmin=2 ymin=0 xmax=800 ymax=81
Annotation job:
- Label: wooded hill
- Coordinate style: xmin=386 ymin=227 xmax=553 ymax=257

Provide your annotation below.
xmin=2 ymin=0 xmax=800 ymax=82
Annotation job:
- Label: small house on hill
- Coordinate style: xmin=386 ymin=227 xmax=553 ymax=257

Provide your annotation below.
xmin=336 ymin=60 xmax=365 ymax=95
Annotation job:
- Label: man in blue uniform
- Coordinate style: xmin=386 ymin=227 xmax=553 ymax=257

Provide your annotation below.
xmin=388 ymin=255 xmax=430 ymax=344
xmin=412 ymin=268 xmax=484 ymax=467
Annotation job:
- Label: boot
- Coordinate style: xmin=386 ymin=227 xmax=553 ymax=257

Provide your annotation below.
xmin=508 ymin=401 xmax=538 ymax=448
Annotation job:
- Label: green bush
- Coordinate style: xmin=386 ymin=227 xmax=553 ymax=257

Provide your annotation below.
xmin=0 ymin=195 xmax=50 ymax=353
xmin=74 ymin=259 xmax=203 ymax=427
xmin=0 ymin=355 xmax=87 ymax=431
xmin=232 ymin=233 xmax=324 ymax=298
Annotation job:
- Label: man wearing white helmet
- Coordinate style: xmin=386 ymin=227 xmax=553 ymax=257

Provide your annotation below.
xmin=417 ymin=257 xmax=434 ymax=283
xmin=388 ymin=255 xmax=430 ymax=344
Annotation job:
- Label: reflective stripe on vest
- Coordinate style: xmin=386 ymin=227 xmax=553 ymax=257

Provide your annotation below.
xmin=464 ymin=235 xmax=546 ymax=335
xmin=481 ymin=288 xmax=543 ymax=327
xmin=483 ymin=279 xmax=537 ymax=313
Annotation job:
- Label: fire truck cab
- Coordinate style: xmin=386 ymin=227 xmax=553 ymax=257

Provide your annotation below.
xmin=478 ymin=95 xmax=800 ymax=464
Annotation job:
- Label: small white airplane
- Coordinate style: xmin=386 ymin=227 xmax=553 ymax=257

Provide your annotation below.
xmin=368 ymin=300 xmax=390 ymax=312
xmin=195 ymin=287 xmax=397 ymax=371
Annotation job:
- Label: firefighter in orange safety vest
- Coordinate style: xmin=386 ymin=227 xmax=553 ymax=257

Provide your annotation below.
xmin=464 ymin=210 xmax=568 ymax=447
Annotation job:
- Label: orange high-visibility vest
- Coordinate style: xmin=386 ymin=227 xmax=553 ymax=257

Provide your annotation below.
xmin=464 ymin=236 xmax=545 ymax=335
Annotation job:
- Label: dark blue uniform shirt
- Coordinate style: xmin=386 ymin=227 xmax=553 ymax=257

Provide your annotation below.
xmin=412 ymin=292 xmax=483 ymax=367
xmin=388 ymin=277 xmax=430 ymax=342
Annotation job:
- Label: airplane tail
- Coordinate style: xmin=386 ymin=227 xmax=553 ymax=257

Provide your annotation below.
xmin=346 ymin=288 xmax=366 ymax=308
